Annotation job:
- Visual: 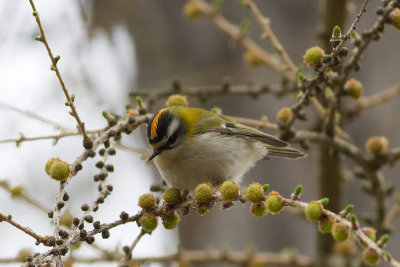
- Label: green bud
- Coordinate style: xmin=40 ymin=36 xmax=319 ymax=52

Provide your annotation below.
xmin=165 ymin=94 xmax=189 ymax=107
xmin=220 ymin=181 xmax=240 ymax=202
xmin=17 ymin=248 xmax=33 ymax=262
xmin=49 ymin=160 xmax=70 ymax=181
xmin=163 ymin=188 xmax=181 ymax=205
xmin=197 ymin=206 xmax=210 ymax=215
xmin=138 ymin=193 xmax=157 ymax=210
xmin=390 ymin=8 xmax=400 ymax=30
xmin=344 ymin=78 xmax=363 ymax=100
xmin=139 ymin=213 xmax=158 ymax=232
xmin=345 ymin=204 xmax=354 ymax=213
xmin=293 ymin=185 xmax=303 ymax=198
xmin=246 ymin=183 xmax=264 ymax=203
xmin=32 ymin=11 xmax=38 ymax=17
xmin=162 ymin=210 xmax=180 ymax=230
xmin=318 ymin=216 xmax=334 ymax=234
xmin=10 ymin=185 xmax=24 ymax=198
xmin=303 ymin=46 xmax=324 ymax=68
xmin=265 ymin=191 xmax=284 ymax=214
xmin=320 ymin=197 xmax=329 ymax=207
xmin=362 ymin=248 xmax=380 ymax=266
xmin=250 ymin=202 xmax=267 ymax=217
xmin=194 ymin=183 xmax=214 ymax=202
xmin=135 ymin=96 xmax=143 ymax=106
xmin=210 ymin=107 xmax=222 ymax=114
xmin=359 ymin=227 xmax=376 ymax=248
xmin=377 ymin=234 xmax=389 ymax=247
xmin=45 ymin=157 xmax=57 ymax=175
xmin=183 ymin=1 xmax=203 ymax=19
xmin=305 ymin=201 xmax=323 ymax=221
xmin=331 ymin=223 xmax=349 ymax=242
xmin=59 ymin=210 xmax=74 ymax=228
xmin=262 ymin=184 xmax=269 ymax=192
xmin=365 ymin=136 xmax=389 ymax=155
xmin=297 ymin=72 xmax=305 ymax=81
xmin=276 ymin=107 xmax=293 ymax=123
xmin=332 ymin=26 xmax=342 ymax=37
xmin=102 ymin=111 xmax=109 ymax=119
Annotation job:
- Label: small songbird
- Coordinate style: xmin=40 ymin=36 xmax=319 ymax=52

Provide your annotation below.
xmin=147 ymin=106 xmax=305 ymax=191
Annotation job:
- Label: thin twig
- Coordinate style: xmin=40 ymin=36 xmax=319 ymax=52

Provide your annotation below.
xmin=0 ymin=129 xmax=103 ymax=146
xmin=192 ymin=0 xmax=295 ymax=81
xmin=119 ymin=229 xmax=147 ymax=267
xmin=0 ymin=101 xmax=70 ymax=131
xmin=383 ymin=195 xmax=400 ymax=229
xmin=0 ymin=213 xmax=52 ymax=246
xmin=0 ymin=180 xmax=49 ymax=213
xmin=28 ymin=0 xmax=90 ymax=145
xmin=348 ymin=81 xmax=400 ymax=116
xmin=245 ymin=0 xmax=297 ymax=74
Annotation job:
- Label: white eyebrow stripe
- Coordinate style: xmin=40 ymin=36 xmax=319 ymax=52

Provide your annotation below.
xmin=167 ymin=118 xmax=180 ymax=137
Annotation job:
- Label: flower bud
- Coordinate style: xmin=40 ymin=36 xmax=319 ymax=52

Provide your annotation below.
xmin=246 ymin=183 xmax=264 ymax=203
xmin=163 ymin=188 xmax=181 ymax=205
xmin=138 ymin=193 xmax=157 ymax=210
xmin=303 ymin=46 xmax=324 ymax=68
xmin=49 ymin=160 xmax=70 ymax=181
xmin=194 ymin=183 xmax=214 ymax=202
xmin=139 ymin=213 xmax=158 ymax=232
xmin=45 ymin=157 xmax=58 ymax=175
xmin=365 ymin=136 xmax=389 ymax=155
xmin=183 ymin=1 xmax=202 ymax=19
xmin=318 ymin=216 xmax=334 ymax=234
xmin=243 ymin=50 xmax=264 ymax=67
xmin=390 ymin=8 xmax=400 ymax=30
xmin=359 ymin=227 xmax=376 ymax=248
xmin=250 ymin=201 xmax=267 ymax=217
xmin=305 ymin=201 xmax=323 ymax=221
xmin=59 ymin=210 xmax=74 ymax=228
xmin=165 ymin=94 xmax=189 ymax=107
xmin=162 ymin=210 xmax=180 ymax=230
xmin=362 ymin=248 xmax=380 ymax=266
xmin=344 ymin=78 xmax=363 ymax=99
xmin=331 ymin=223 xmax=349 ymax=242
xmin=220 ymin=181 xmax=240 ymax=201
xmin=265 ymin=191 xmax=284 ymax=214
xmin=276 ymin=107 xmax=293 ymax=123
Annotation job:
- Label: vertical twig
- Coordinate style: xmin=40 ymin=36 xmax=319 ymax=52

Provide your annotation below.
xmin=28 ymin=0 xmax=91 ymax=146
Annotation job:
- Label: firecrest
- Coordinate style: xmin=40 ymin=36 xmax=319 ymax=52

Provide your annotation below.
xmin=147 ymin=106 xmax=306 ymax=191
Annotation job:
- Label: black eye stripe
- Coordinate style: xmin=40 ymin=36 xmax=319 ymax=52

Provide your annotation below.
xmin=165 ymin=130 xmax=179 ymax=147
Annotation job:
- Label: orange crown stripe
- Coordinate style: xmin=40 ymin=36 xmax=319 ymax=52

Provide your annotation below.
xmin=150 ymin=109 xmax=166 ymax=139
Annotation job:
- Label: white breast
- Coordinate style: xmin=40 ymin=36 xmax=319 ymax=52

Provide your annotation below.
xmin=153 ymin=132 xmax=267 ymax=191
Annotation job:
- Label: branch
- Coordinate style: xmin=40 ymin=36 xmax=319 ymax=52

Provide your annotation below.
xmin=0 ymin=101 xmax=70 ymax=131
xmin=0 ymin=213 xmax=54 ymax=246
xmin=131 ymin=83 xmax=292 ymax=103
xmin=0 ymin=180 xmax=49 ymax=213
xmin=348 ymin=81 xmax=400 ymax=116
xmin=118 ymin=229 xmax=147 ymax=267
xmin=245 ymin=0 xmax=297 ymax=74
xmin=192 ymin=0 xmax=295 ymax=80
xmin=28 ymin=0 xmax=90 ymax=145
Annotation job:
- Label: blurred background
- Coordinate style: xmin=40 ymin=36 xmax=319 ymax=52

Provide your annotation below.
xmin=0 ymin=0 xmax=399 ymax=266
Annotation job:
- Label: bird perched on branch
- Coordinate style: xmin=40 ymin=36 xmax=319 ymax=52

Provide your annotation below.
xmin=147 ymin=106 xmax=305 ymax=191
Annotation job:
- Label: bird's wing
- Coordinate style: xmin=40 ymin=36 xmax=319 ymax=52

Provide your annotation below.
xmin=193 ymin=116 xmax=288 ymax=147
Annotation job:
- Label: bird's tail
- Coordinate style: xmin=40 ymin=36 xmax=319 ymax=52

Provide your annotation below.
xmin=266 ymin=145 xmax=306 ymax=160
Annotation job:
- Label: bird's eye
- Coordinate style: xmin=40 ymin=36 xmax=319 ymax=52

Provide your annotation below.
xmin=166 ymin=131 xmax=179 ymax=148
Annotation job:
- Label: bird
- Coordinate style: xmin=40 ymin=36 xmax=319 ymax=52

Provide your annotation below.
xmin=147 ymin=106 xmax=306 ymax=191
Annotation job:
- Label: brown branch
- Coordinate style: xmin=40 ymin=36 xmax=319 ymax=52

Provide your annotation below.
xmin=384 ymin=194 xmax=400 ymax=229
xmin=0 ymin=129 xmax=103 ymax=146
xmin=0 ymin=180 xmax=49 ymax=213
xmin=118 ymin=229 xmax=147 ymax=267
xmin=0 ymin=213 xmax=53 ymax=246
xmin=192 ymin=0 xmax=295 ymax=81
xmin=245 ymin=0 xmax=297 ymax=74
xmin=0 ymin=101 xmax=70 ymax=131
xmin=348 ymin=81 xmax=400 ymax=116
xmin=132 ymin=83 xmax=292 ymax=102
xmin=28 ymin=0 xmax=90 ymax=145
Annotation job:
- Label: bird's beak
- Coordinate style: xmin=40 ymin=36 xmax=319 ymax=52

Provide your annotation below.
xmin=148 ymin=149 xmax=162 ymax=161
